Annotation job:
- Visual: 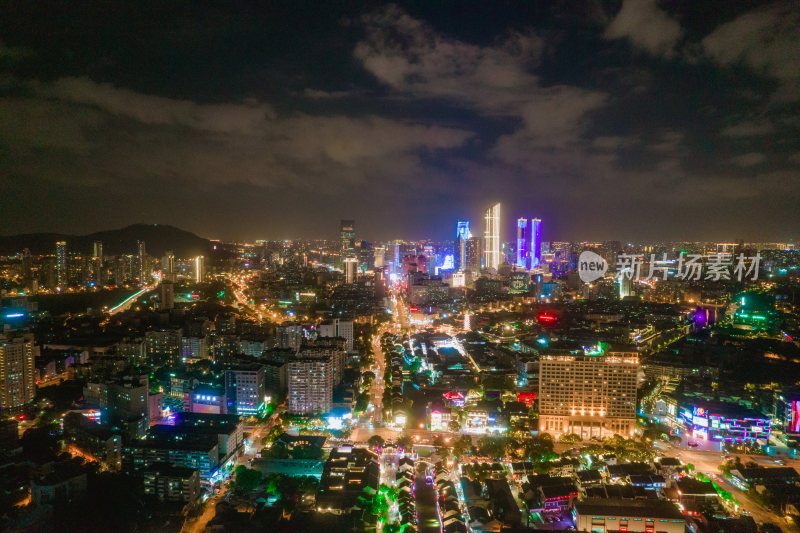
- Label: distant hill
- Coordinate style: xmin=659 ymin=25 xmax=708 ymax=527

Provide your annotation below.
xmin=0 ymin=224 xmax=215 ymax=258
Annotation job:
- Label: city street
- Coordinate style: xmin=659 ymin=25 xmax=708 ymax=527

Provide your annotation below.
xmin=654 ymin=441 xmax=800 ymax=531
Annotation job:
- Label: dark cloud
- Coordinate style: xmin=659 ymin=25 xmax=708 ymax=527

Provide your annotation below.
xmin=0 ymin=1 xmax=798 ymax=242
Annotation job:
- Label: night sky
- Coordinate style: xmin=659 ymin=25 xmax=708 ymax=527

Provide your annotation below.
xmin=1 ymin=1 xmax=798 ymax=242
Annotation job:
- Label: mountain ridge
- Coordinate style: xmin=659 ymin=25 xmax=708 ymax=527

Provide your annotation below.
xmin=0 ymin=224 xmax=214 ymax=258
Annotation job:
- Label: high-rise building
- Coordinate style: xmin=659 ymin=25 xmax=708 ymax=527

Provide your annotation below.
xmin=516 ymin=218 xmax=530 ymax=269
xmin=288 ymin=352 xmax=334 ymax=414
xmin=466 ymin=237 xmax=482 ymax=275
xmin=483 ymin=203 xmax=501 ymax=271
xmin=194 ymin=256 xmax=205 ymax=283
xmin=531 ymin=218 xmax=542 ymax=268
xmin=0 ymin=333 xmax=37 ymax=411
xmin=92 ymin=241 xmax=103 ymax=260
xmin=163 ymin=250 xmax=175 ymax=275
xmin=340 ymin=220 xmax=356 ymax=260
xmin=137 ymin=240 xmax=147 ymax=285
xmin=276 ymin=322 xmax=304 ymax=353
xmin=317 ymin=319 xmax=354 ymax=353
xmin=539 ymin=350 xmax=638 ymax=439
xmin=455 ymin=220 xmax=471 ymax=271
xmin=374 ymin=246 xmax=386 ymax=268
xmin=144 ymin=329 xmax=182 ymax=366
xmin=343 ymin=257 xmax=357 ymax=284
xmin=159 ymin=281 xmax=175 ymax=311
xmin=56 ymin=241 xmax=67 ymax=287
xmin=225 ymin=364 xmax=267 ymax=415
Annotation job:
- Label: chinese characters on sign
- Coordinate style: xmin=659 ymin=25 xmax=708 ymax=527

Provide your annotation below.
xmin=616 ymin=253 xmax=761 ymax=282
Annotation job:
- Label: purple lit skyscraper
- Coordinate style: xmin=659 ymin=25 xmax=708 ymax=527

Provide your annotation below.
xmin=531 ymin=218 xmax=542 ymax=268
xmin=516 ymin=218 xmax=529 ymax=269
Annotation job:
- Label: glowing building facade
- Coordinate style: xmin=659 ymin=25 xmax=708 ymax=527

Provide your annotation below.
xmin=56 ymin=241 xmax=67 ymax=287
xmin=539 ymin=350 xmax=638 ymax=439
xmin=483 ymin=203 xmax=501 ymax=271
xmin=516 ymin=218 xmax=529 ymax=269
xmin=531 ymin=218 xmax=542 ymax=268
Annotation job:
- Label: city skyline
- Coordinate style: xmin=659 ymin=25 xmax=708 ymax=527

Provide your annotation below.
xmin=1 ymin=2 xmax=799 ymax=241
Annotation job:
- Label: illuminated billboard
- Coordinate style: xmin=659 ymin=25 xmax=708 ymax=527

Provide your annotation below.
xmin=791 ymin=400 xmax=800 ymax=434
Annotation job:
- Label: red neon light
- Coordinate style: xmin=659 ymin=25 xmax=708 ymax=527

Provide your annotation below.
xmin=538 ymin=313 xmax=556 ymax=322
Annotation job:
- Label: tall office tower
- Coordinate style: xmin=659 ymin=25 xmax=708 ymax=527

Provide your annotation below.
xmin=373 ymin=246 xmax=385 ymax=268
xmin=531 ymin=218 xmax=542 ymax=268
xmin=466 ymin=237 xmax=482 ymax=274
xmin=224 ymin=364 xmax=267 ymax=415
xmin=92 ymin=241 xmax=103 ymax=260
xmin=483 ymin=203 xmax=501 ymax=271
xmin=55 ymin=241 xmax=67 ymax=287
xmin=455 ymin=220 xmax=471 ymax=270
xmin=343 ymin=257 xmax=357 ymax=284
xmin=287 ymin=352 xmax=334 ymax=414
xmin=163 ymin=250 xmax=175 ymax=275
xmin=159 ymin=280 xmax=175 ymax=311
xmin=340 ymin=220 xmax=356 ymax=259
xmin=137 ymin=240 xmax=147 ymax=285
xmin=539 ymin=350 xmax=638 ymax=439
xmin=0 ymin=333 xmax=38 ymax=411
xmin=516 ymin=218 xmax=530 ymax=269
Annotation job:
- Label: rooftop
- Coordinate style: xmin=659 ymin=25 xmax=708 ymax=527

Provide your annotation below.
xmin=575 ymin=498 xmax=684 ymax=520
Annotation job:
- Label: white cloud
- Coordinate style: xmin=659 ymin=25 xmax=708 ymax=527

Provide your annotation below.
xmin=604 ymin=0 xmax=683 ymax=57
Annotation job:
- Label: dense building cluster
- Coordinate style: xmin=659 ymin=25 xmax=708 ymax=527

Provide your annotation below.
xmin=0 ymin=212 xmax=799 ymax=532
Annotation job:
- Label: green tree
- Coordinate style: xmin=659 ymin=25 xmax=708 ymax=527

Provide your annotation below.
xmin=396 ymin=434 xmax=413 ymax=450
xmin=367 ymin=435 xmax=385 ymax=449
xmin=452 ymin=434 xmax=473 ymax=457
xmin=233 ymin=465 xmax=262 ymax=495
xmin=559 ymin=433 xmax=583 ymax=444
xmin=477 ymin=436 xmax=506 ymax=458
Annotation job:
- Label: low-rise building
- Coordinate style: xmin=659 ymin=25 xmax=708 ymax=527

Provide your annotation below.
xmin=574 ymin=499 xmax=685 ymax=533
xmin=31 ymin=463 xmax=87 ymax=507
xmin=316 ymin=447 xmax=380 ymax=514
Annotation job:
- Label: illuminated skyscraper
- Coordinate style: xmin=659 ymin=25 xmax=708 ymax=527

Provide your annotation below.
xmin=483 ymin=203 xmax=501 ymax=271
xmin=92 ymin=241 xmax=103 ymax=260
xmin=455 ymin=220 xmax=471 ymax=271
xmin=343 ymin=257 xmax=357 ymax=283
xmin=137 ymin=240 xmax=146 ymax=285
xmin=194 ymin=256 xmax=205 ymax=283
xmin=55 ymin=241 xmax=67 ymax=287
xmin=531 ymin=218 xmax=542 ymax=268
xmin=516 ymin=218 xmax=529 ymax=269
xmin=0 ymin=333 xmax=37 ymax=411
xmin=466 ymin=237 xmax=481 ymax=274
xmin=340 ymin=220 xmax=356 ymax=261
xmin=373 ymin=246 xmax=385 ymax=268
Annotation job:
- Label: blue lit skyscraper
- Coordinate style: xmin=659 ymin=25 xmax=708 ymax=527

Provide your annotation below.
xmin=531 ymin=218 xmax=542 ymax=268
xmin=455 ymin=219 xmax=471 ymax=271
xmin=516 ymin=218 xmax=529 ymax=269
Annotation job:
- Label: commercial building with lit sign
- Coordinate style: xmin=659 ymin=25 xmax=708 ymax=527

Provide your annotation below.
xmin=677 ymin=399 xmax=771 ymax=443
xmin=574 ymin=499 xmax=685 ymax=533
